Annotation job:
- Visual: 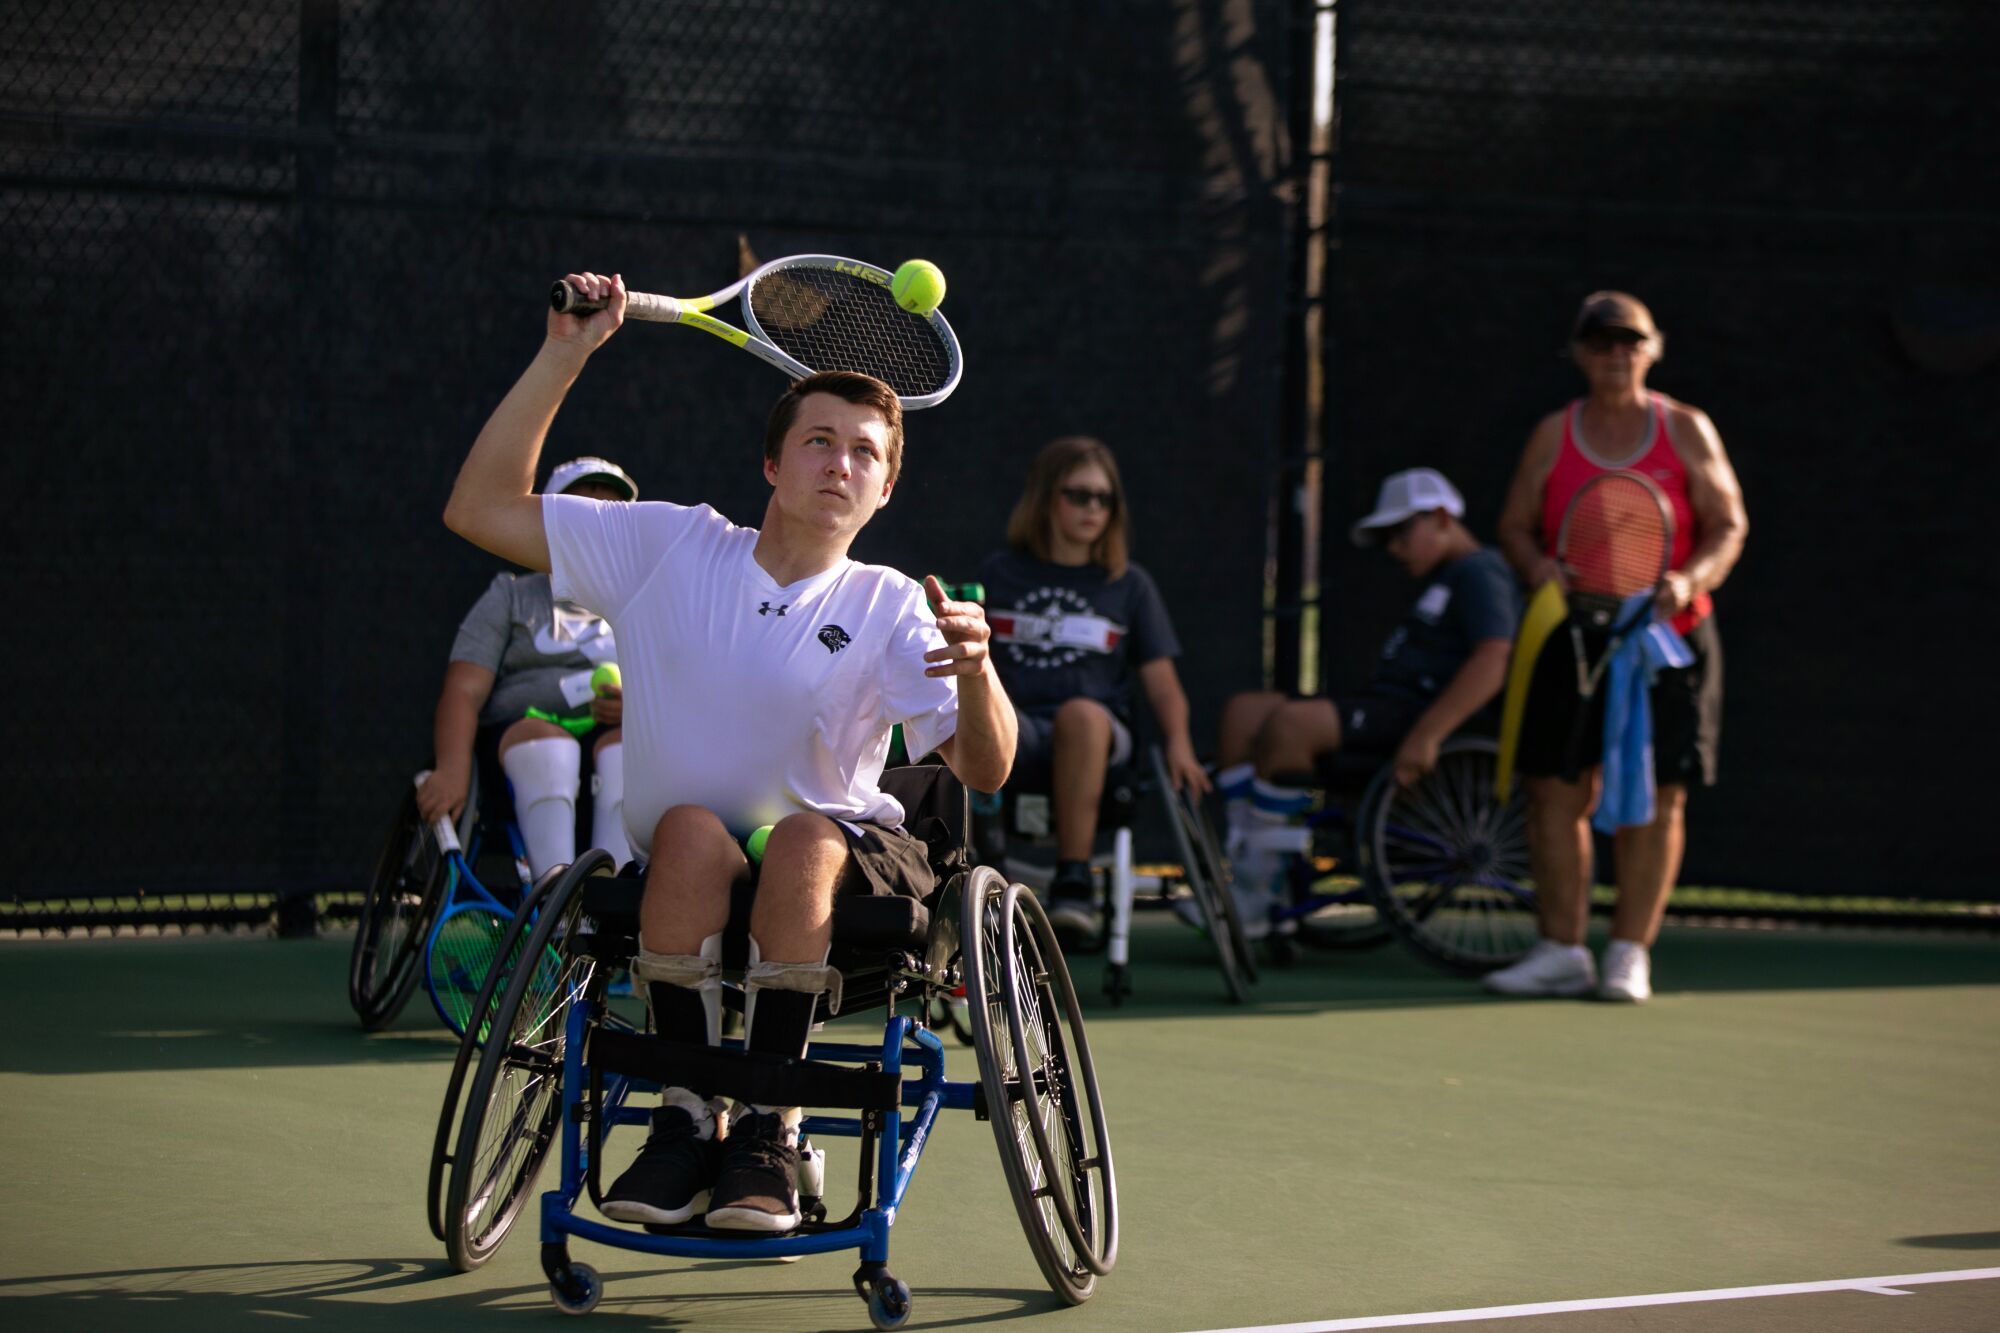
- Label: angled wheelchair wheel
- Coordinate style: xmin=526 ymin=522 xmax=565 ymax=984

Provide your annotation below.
xmin=425 ymin=869 xmax=561 ymax=1243
xmin=349 ymin=783 xmax=457 ymax=1030
xmin=442 ymin=851 xmax=613 ymax=1271
xmin=963 ymin=866 xmax=1117 ymax=1304
xmin=1150 ymin=746 xmax=1255 ymax=1000
xmin=1359 ymin=737 xmax=1537 ymax=975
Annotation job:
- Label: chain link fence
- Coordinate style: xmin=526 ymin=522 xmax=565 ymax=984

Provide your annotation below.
xmin=4 ymin=0 xmax=1298 ymax=932
xmin=1320 ymin=0 xmax=2000 ymax=902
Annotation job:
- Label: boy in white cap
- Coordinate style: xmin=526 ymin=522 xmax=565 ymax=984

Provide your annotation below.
xmin=1210 ymin=468 xmax=1519 ymax=934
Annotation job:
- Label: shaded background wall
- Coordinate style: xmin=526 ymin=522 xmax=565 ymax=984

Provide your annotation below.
xmin=2 ymin=0 xmax=1293 ymax=895
xmin=6 ymin=2 xmax=1997 ymax=905
xmin=1319 ymin=1 xmax=2000 ymax=899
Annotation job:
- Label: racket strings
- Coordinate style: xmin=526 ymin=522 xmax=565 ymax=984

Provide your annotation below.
xmin=747 ymin=267 xmax=955 ymax=398
xmin=1560 ymin=479 xmax=1670 ymax=598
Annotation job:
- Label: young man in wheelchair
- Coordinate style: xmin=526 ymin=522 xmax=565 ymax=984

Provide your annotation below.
xmin=417 ymin=456 xmax=639 ymax=884
xmin=442 ymin=270 xmax=1015 ymax=1234
xmin=1214 ymin=468 xmax=1519 ymax=930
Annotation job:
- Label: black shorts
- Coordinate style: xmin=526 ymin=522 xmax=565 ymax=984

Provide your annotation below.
xmin=1514 ymin=614 xmax=1723 ymax=787
xmin=1332 ymin=691 xmax=1428 ymax=759
xmin=723 ymin=818 xmax=935 ymax=929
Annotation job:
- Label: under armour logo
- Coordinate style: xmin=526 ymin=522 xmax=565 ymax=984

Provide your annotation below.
xmin=758 ymin=601 xmax=789 ymax=617
xmin=818 ymin=624 xmax=852 ymax=654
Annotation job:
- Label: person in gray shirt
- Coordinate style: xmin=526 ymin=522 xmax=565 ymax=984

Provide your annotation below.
xmin=416 ymin=456 xmax=639 ymax=877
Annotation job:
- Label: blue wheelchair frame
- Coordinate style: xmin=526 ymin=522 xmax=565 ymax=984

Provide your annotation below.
xmin=543 ymin=1013 xmax=972 ymax=1274
xmin=432 ymin=844 xmax=1117 ymax=1327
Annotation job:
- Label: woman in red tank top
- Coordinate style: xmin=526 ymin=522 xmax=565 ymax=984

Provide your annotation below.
xmin=1492 ymin=291 xmax=1749 ymax=1003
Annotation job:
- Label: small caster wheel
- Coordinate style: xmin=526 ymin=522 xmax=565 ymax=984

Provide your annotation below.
xmin=550 ymin=1261 xmax=602 ymax=1315
xmin=866 ymin=1276 xmax=913 ymax=1330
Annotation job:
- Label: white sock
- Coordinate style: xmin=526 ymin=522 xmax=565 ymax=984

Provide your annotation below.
xmin=589 ymin=742 xmax=633 ymax=869
xmin=501 ymin=734 xmax=581 ymax=879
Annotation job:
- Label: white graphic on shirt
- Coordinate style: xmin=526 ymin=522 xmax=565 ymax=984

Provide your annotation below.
xmin=990 ymin=586 xmax=1126 ymax=669
xmin=1414 ymin=583 xmax=1453 ymax=624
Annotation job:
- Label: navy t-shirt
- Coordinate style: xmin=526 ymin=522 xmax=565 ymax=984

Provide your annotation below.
xmin=975 ymin=549 xmax=1181 ymax=719
xmin=1373 ymin=546 xmax=1520 ymax=700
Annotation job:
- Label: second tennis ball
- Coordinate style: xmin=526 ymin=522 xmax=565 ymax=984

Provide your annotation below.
xmin=746 ymin=824 xmax=773 ymax=863
xmin=590 ymin=662 xmax=622 ymax=695
xmin=891 ymin=259 xmax=946 ymax=315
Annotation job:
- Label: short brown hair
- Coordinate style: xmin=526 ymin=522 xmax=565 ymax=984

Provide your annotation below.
xmin=1005 ymin=435 xmax=1130 ymax=578
xmin=763 ymin=371 xmax=905 ymax=483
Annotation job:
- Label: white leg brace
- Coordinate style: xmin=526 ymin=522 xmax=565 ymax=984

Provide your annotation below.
xmin=501 ymin=734 xmax=580 ymax=879
xmin=741 ymin=940 xmax=844 ymax=1033
xmin=632 ymin=931 xmax=725 ymax=1047
xmin=589 ymin=741 xmax=633 ymax=869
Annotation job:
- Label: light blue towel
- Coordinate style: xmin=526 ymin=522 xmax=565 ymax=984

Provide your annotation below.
xmin=1594 ymin=592 xmax=1695 ymax=834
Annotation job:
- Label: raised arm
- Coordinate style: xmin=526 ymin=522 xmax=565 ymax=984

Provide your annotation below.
xmin=1497 ymin=411 xmax=1565 ymax=588
xmin=443 ymin=271 xmax=629 ymax=570
xmin=923 ymin=576 xmax=1016 ymax=792
xmin=1661 ymin=404 xmax=1749 ymax=616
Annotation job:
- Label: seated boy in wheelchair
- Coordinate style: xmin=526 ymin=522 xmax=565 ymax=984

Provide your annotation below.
xmin=417 ymin=456 xmax=639 ymax=883
xmin=976 ymin=435 xmax=1207 ymax=950
xmin=1214 ymin=468 xmax=1518 ymax=932
xmin=443 ymin=271 xmax=1014 ymax=1233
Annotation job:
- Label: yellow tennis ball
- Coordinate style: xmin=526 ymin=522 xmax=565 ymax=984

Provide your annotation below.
xmin=746 ymin=824 xmax=774 ymax=863
xmin=891 ymin=259 xmax=946 ymax=315
xmin=590 ymin=662 xmax=622 ymax=695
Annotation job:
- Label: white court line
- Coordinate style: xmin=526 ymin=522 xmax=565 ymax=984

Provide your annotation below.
xmin=1182 ymin=1267 xmax=2000 ymax=1333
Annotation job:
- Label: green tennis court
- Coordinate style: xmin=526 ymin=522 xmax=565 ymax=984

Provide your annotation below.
xmin=3 ymin=914 xmax=1995 ymax=1331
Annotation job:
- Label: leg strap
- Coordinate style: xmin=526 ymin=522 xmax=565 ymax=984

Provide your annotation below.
xmin=633 ymin=931 xmax=724 ymax=1047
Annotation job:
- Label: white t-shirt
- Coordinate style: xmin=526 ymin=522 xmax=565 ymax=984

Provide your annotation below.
xmin=544 ymin=494 xmax=959 ymax=847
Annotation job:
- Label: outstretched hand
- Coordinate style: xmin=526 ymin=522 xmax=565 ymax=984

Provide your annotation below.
xmin=548 ymin=271 xmax=626 ymax=353
xmin=922 ymin=575 xmax=994 ymax=679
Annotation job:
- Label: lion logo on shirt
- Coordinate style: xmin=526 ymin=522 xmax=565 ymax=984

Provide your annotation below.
xmin=818 ymin=624 xmax=852 ymax=654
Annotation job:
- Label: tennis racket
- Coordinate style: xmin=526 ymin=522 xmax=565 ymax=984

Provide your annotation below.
xmin=551 ymin=254 xmax=962 ymax=410
xmin=1556 ymin=469 xmax=1673 ymax=775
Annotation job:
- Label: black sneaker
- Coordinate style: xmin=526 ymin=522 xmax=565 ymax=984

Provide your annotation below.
xmin=600 ymin=1097 xmax=723 ymax=1226
xmin=706 ymin=1110 xmax=802 ymax=1232
xmin=1045 ymin=872 xmax=1104 ymax=953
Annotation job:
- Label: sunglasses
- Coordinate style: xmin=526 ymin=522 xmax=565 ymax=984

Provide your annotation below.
xmin=1059 ymin=486 xmax=1117 ymax=511
xmin=1577 ymin=330 xmax=1647 ymax=353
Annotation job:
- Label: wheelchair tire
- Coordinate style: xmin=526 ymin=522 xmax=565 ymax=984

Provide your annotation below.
xmin=962 ymin=867 xmax=1117 ymax=1304
xmin=1358 ymin=737 xmax=1538 ymax=976
xmin=443 ymin=851 xmax=613 ymax=1272
xmin=1150 ymin=746 xmax=1255 ymax=1001
xmin=425 ymin=869 xmax=561 ymax=1243
xmin=349 ymin=783 xmax=456 ymax=1030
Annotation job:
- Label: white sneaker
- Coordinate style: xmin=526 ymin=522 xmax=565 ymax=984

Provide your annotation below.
xmin=1598 ymin=940 xmax=1652 ymax=1002
xmin=1483 ymin=939 xmax=1597 ymax=997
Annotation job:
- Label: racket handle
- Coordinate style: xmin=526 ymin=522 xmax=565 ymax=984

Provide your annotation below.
xmin=413 ymin=771 xmax=462 ymax=854
xmin=548 ymin=279 xmax=680 ymax=324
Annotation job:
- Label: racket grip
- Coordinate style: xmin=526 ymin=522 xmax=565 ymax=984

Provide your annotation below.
xmin=413 ymin=770 xmax=463 ymax=854
xmin=549 ymin=279 xmax=679 ymax=323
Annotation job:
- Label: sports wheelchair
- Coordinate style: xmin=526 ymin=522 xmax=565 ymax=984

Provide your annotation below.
xmin=426 ymin=762 xmax=1119 ymax=1326
xmin=1213 ymin=735 xmax=1538 ymax=975
xmin=348 ymin=762 xmax=544 ymax=1036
